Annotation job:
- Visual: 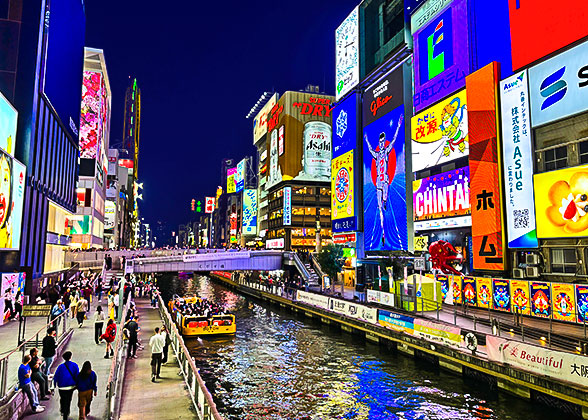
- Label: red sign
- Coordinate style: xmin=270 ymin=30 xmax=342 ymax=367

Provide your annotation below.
xmin=292 ymin=98 xmax=332 ymax=117
xmin=267 ymin=103 xmax=284 ymax=132
xmin=205 ymin=197 xmax=215 ymax=214
xmin=118 ymin=159 xmax=133 ymax=169
xmin=508 ymin=1 xmax=588 ymax=70
xmin=333 ymin=233 xmax=356 ymax=245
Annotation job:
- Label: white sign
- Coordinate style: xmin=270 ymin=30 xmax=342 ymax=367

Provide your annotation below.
xmin=410 ymin=0 xmax=453 ymax=33
xmin=253 ymin=93 xmax=278 ymax=143
xmin=205 ymin=197 xmax=215 ymax=214
xmin=296 ymin=290 xmax=329 ymax=310
xmin=267 ymin=128 xmax=282 ymax=188
xmin=278 ymin=125 xmax=285 ymax=156
xmin=413 ymin=319 xmax=462 ymax=348
xmin=182 ymin=251 xmax=251 ymax=262
xmin=335 ymin=6 xmax=359 ymax=100
xmin=529 ymin=39 xmax=588 ymax=127
xmin=302 ymin=121 xmax=331 ymax=181
xmin=366 ymin=290 xmax=396 ymax=309
xmin=283 ymin=187 xmax=291 ymax=226
xmin=500 ymin=70 xmax=538 ymax=248
xmin=487 ymin=335 xmax=588 ymax=388
xmin=104 ymin=201 xmax=116 ymax=230
xmin=266 ymin=238 xmax=284 ymax=249
xmin=260 ymin=149 xmax=267 ymax=162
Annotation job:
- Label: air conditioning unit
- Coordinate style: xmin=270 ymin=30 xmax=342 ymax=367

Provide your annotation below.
xmin=513 ymin=268 xmax=525 ymax=279
xmin=526 ymin=254 xmax=540 ymax=265
xmin=526 ymin=266 xmax=541 ymax=277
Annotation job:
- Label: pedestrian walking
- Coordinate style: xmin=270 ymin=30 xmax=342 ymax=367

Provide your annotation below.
xmin=53 ymin=351 xmax=79 ymax=420
xmin=42 ymin=327 xmax=57 ymax=376
xmin=29 ymin=348 xmax=50 ymax=400
xmin=51 ymin=299 xmax=66 ymax=324
xmin=96 ymin=277 xmax=103 ymax=302
xmin=100 ymin=318 xmax=116 ymax=358
xmin=149 ymin=327 xmax=165 ymax=382
xmin=124 ymin=317 xmax=139 ymax=358
xmin=114 ymin=292 xmax=120 ymax=319
xmin=76 ymin=361 xmax=97 ymax=420
xmin=161 ymin=325 xmax=171 ymax=364
xmin=76 ymin=295 xmax=88 ymax=328
xmin=19 ymin=355 xmax=45 ymax=413
xmin=94 ymin=305 xmax=106 ymax=345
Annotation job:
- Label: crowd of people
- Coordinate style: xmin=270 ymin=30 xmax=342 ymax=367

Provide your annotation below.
xmin=171 ymin=296 xmax=227 ymax=318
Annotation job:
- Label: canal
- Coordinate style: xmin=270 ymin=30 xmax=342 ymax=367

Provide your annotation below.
xmin=160 ymin=274 xmax=564 ymax=420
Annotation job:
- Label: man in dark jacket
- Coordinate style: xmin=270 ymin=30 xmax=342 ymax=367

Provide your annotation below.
xmin=29 ymin=348 xmax=49 ymax=400
xmin=53 ymin=351 xmax=79 ymax=420
xmin=125 ymin=317 xmax=140 ymax=358
xmin=41 ymin=327 xmax=57 ymax=376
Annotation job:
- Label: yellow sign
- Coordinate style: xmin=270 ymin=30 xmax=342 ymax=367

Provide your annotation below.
xmin=331 ymin=150 xmax=354 ymax=220
xmin=414 ymin=235 xmax=428 ymax=252
xmin=534 ymin=164 xmax=588 ymax=238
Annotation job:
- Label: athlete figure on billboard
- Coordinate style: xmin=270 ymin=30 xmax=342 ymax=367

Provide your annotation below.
xmin=365 ymin=114 xmax=403 ymax=246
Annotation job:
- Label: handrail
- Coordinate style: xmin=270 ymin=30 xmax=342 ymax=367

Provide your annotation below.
xmin=288 ymin=252 xmax=312 ymax=282
xmin=310 ymin=253 xmax=326 ymax=279
xmin=157 ymin=292 xmax=224 ymax=420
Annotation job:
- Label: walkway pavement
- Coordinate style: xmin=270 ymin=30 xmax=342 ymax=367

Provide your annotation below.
xmin=119 ymin=299 xmax=194 ymax=420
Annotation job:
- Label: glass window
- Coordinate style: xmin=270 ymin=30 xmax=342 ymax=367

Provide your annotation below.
xmin=544 ymin=146 xmax=567 ymax=171
xmin=580 ymin=140 xmax=588 ymax=164
xmin=551 ymin=248 xmax=576 ymax=274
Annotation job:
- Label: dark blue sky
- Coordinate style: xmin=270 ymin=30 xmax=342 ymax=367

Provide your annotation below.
xmin=85 ymin=0 xmax=360 ymax=229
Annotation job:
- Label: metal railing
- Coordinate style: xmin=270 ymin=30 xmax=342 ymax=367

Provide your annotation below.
xmin=156 ymin=292 xmax=223 ymax=420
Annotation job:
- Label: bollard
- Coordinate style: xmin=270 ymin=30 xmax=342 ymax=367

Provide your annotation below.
xmin=473 ymin=314 xmax=476 ymax=331
xmin=436 ymin=302 xmax=439 ymax=321
xmin=521 ymin=323 xmax=524 ymax=342
xmin=453 ymin=308 xmax=457 ymax=325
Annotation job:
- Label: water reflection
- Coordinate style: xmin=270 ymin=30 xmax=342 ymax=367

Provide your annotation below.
xmin=160 ymin=274 xmax=564 ymax=420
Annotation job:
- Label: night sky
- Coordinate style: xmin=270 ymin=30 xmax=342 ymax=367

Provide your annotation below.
xmin=85 ymin=0 xmax=360 ymax=233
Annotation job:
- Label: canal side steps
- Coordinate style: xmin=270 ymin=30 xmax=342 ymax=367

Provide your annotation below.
xmin=209 ymin=272 xmax=588 ymax=419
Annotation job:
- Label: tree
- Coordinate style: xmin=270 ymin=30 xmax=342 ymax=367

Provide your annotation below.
xmin=316 ymin=243 xmax=345 ymax=285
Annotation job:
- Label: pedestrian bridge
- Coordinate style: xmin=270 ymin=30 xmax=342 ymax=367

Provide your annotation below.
xmin=126 ymin=250 xmax=285 ymax=273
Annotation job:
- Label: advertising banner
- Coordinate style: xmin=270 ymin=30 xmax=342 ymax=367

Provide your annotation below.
xmin=7 ymin=158 xmax=26 ymax=250
xmin=486 ymin=335 xmax=588 ymax=388
xmin=533 ymin=164 xmax=588 ymax=238
xmin=413 ymin=319 xmax=462 ymax=348
xmin=0 ymin=92 xmax=17 ymax=156
xmin=552 ymin=283 xmax=576 ymax=322
xmin=302 ymin=122 xmax=331 ymax=181
xmin=438 ymin=275 xmax=451 ymax=304
xmin=530 ymin=281 xmax=552 ymax=318
xmin=476 ymin=277 xmax=492 ymax=309
xmin=253 ymin=93 xmax=278 ymax=143
xmin=576 ymin=285 xmax=588 ymax=324
xmin=492 ymin=278 xmax=511 ymax=312
xmin=266 ymin=238 xmax=284 ymax=249
xmin=452 ymin=276 xmax=462 ymax=305
xmin=333 ymin=92 xmax=357 ymax=158
xmin=529 ymin=39 xmax=588 ymax=127
xmin=510 ymin=279 xmax=531 ymax=316
xmin=242 ymin=189 xmax=258 ymax=235
xmin=227 ymin=168 xmax=236 ymax=194
xmin=462 ymin=277 xmax=476 ymax=306
xmin=411 ymin=89 xmax=468 ymax=172
xmin=1 ymin=272 xmax=25 ymax=321
xmin=80 ymin=71 xmax=107 ymax=159
xmin=329 ymin=297 xmax=359 ymax=318
xmin=508 ymin=1 xmax=588 ymax=71
xmin=104 ymin=201 xmax=116 ymax=230
xmin=356 ymin=305 xmax=378 ymax=324
xmin=363 ymin=103 xmax=407 ymax=251
xmin=362 ymin=70 xmax=404 ymax=128
xmin=411 ymin=0 xmax=453 ymax=33
xmin=335 ymin=6 xmax=360 ymax=100
xmin=412 ymin=0 xmax=469 ymax=111
xmin=283 ymin=186 xmax=291 ymax=226
xmin=500 ymin=70 xmax=538 ymax=248
xmin=378 ymin=310 xmax=414 ymax=334
xmin=296 ymin=290 xmax=329 ymax=310
xmin=413 ymin=167 xmax=470 ymax=222
xmin=205 ymin=197 xmax=215 ymax=214
xmin=366 ymin=289 xmax=395 ymax=309
xmin=235 ymin=159 xmax=245 ymax=193
xmin=332 ymin=150 xmax=354 ymax=228
xmin=466 ymin=63 xmax=506 ymax=271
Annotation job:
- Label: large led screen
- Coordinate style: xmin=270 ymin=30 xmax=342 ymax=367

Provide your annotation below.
xmin=242 ymin=189 xmax=257 ymax=235
xmin=333 ymin=92 xmax=357 ymax=159
xmin=80 ymin=71 xmax=107 ymax=159
xmin=235 ymin=159 xmax=245 ymax=193
xmin=508 ymin=1 xmax=588 ymax=71
xmin=413 ymin=167 xmax=470 ymax=222
xmin=362 ymin=105 xmax=407 ymax=251
xmin=0 ymin=152 xmax=26 ymax=250
xmin=0 ymin=92 xmax=17 ymax=156
xmin=335 ymin=6 xmax=360 ymax=100
xmin=332 ymin=150 xmax=355 ymax=232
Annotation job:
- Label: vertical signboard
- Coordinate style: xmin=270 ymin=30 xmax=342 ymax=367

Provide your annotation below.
xmin=205 ymin=197 xmax=215 ymax=214
xmin=492 ymin=278 xmax=511 ymax=312
xmin=333 ymin=92 xmax=358 ymax=158
xmin=500 ymin=70 xmax=538 ymax=248
xmin=227 ymin=168 xmax=236 ymax=194
xmin=0 ymin=92 xmax=17 ymax=156
xmin=476 ymin=277 xmax=492 ymax=308
xmin=335 ymin=6 xmax=360 ymax=100
xmin=510 ymin=279 xmax=531 ymax=315
xmin=530 ymin=281 xmax=551 ymax=318
xmin=412 ymin=0 xmax=469 ymax=112
xmin=552 ymin=283 xmax=575 ymax=322
xmin=253 ymin=93 xmax=278 ymax=143
xmin=466 ymin=62 xmax=506 ymax=271
xmin=576 ymin=285 xmax=588 ymax=323
xmin=303 ymin=122 xmax=331 ymax=179
xmin=242 ymin=189 xmax=258 ymax=235
xmin=235 ymin=159 xmax=246 ymax=193
xmin=283 ymin=186 xmax=292 ymax=226
xmin=332 ymin=150 xmax=355 ymax=232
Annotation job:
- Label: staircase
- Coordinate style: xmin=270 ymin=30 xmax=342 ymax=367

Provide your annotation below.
xmin=304 ymin=262 xmax=321 ymax=289
xmin=103 ymin=269 xmax=123 ymax=290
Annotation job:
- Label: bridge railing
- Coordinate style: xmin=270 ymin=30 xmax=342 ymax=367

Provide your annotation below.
xmin=156 ymin=292 xmax=223 ymax=420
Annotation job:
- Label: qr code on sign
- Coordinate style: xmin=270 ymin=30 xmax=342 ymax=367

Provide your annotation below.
xmin=514 ymin=209 xmax=529 ymax=229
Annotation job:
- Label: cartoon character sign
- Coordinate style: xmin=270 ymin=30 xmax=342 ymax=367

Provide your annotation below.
xmin=530 ymin=281 xmax=551 ymax=318
xmin=438 ymin=275 xmax=450 ymax=303
xmin=552 ymin=283 xmax=575 ymax=322
xmin=476 ymin=277 xmax=492 ymax=309
xmin=428 ymin=240 xmax=464 ymax=275
xmin=492 ymin=279 xmax=511 ymax=312
xmin=363 ymin=105 xmax=407 ymax=251
xmin=576 ymin=285 xmax=588 ymax=323
xmin=462 ymin=277 xmax=476 ymax=305
xmin=510 ymin=280 xmax=530 ymax=315
xmin=439 ymin=97 xmax=468 ymax=158
xmin=452 ymin=276 xmax=462 ymax=304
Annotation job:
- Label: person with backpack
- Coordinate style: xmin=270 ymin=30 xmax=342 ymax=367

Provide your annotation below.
xmin=100 ymin=318 xmax=116 ymax=358
xmin=53 ymin=351 xmax=79 ymax=420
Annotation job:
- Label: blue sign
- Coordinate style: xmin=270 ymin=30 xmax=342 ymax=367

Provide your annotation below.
xmin=242 ymin=189 xmax=257 ymax=235
xmin=332 ymin=216 xmax=357 ymax=233
xmin=332 ymin=92 xmax=357 ymax=158
xmin=529 ymin=39 xmax=588 ymax=127
xmin=362 ymin=104 xmax=407 ymax=251
xmin=283 ymin=187 xmax=291 ymax=226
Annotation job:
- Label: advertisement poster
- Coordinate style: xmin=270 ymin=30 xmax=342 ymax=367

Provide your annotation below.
xmin=413 ymin=319 xmax=462 ymax=348
xmin=104 ymin=201 xmax=116 ymax=230
xmin=332 ymin=150 xmax=354 ymax=225
xmin=411 ymin=89 xmax=468 ymax=172
xmin=412 ymin=0 xmax=469 ymax=111
xmin=552 ymin=283 xmax=576 ymax=322
xmin=71 ymin=215 xmax=90 ymax=235
xmin=1 ymin=272 xmax=24 ymax=321
xmin=466 ymin=63 xmax=506 ymax=271
xmin=576 ymin=285 xmax=588 ymax=324
xmin=452 ymin=276 xmax=462 ymax=305
xmin=0 ymin=92 xmax=17 ymax=156
xmin=296 ymin=290 xmax=329 ymax=310
xmin=80 ymin=71 xmax=107 ymax=159
xmin=500 ymin=70 xmax=538 ymax=248
xmin=226 ymin=168 xmax=236 ymax=194
xmin=335 ymin=6 xmax=360 ymax=100
xmin=438 ymin=275 xmax=450 ymax=304
xmin=253 ymin=93 xmax=278 ymax=142
xmin=283 ymin=187 xmax=291 ymax=226
xmin=333 ymin=92 xmax=357 ymax=158
xmin=492 ymin=278 xmax=511 ymax=312
xmin=205 ymin=197 xmax=215 ymax=214
xmin=462 ymin=277 xmax=476 ymax=306
xmin=302 ymin=122 xmax=331 ymax=181
xmin=7 ymin=159 xmax=26 ymax=250
xmin=510 ymin=279 xmax=531 ymax=316
xmin=476 ymin=277 xmax=492 ymax=309
xmin=242 ymin=189 xmax=257 ymax=235
xmin=530 ymin=281 xmax=551 ymax=318
xmin=378 ymin=310 xmax=414 ymax=334
xmin=235 ymin=159 xmax=245 ymax=193
xmin=413 ymin=167 xmax=470 ymax=222
xmin=363 ymin=104 xmax=407 ymax=251
xmin=533 ymin=164 xmax=588 ymax=238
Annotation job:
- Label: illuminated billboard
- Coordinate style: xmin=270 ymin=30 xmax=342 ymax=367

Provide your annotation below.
xmin=283 ymin=187 xmax=292 ymax=226
xmin=412 ymin=0 xmax=469 ymax=112
xmin=333 ymin=92 xmax=357 ymax=159
xmin=335 ymin=6 xmax=360 ymax=100
xmin=253 ymin=93 xmax=278 ymax=143
xmin=332 ymin=150 xmax=355 ymax=231
xmin=80 ymin=71 xmax=107 ymax=159
xmin=508 ymin=1 xmax=588 ymax=71
xmin=0 ymin=92 xmax=17 ymax=156
xmin=0 ymin=156 xmax=26 ymax=250
xmin=500 ymin=70 xmax=538 ymax=248
xmin=227 ymin=168 xmax=236 ymax=194
xmin=104 ymin=200 xmax=116 ymax=230
xmin=242 ymin=189 xmax=257 ymax=235
xmin=235 ymin=159 xmax=245 ymax=193
xmin=533 ymin=164 xmax=588 ymax=238
xmin=205 ymin=197 xmax=215 ymax=214
xmin=411 ymin=89 xmax=468 ymax=172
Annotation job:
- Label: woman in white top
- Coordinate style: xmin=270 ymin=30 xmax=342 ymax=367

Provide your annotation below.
xmin=94 ymin=306 xmax=106 ymax=345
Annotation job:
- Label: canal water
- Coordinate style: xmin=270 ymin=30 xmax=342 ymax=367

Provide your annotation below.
xmin=160 ymin=274 xmax=564 ymax=420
